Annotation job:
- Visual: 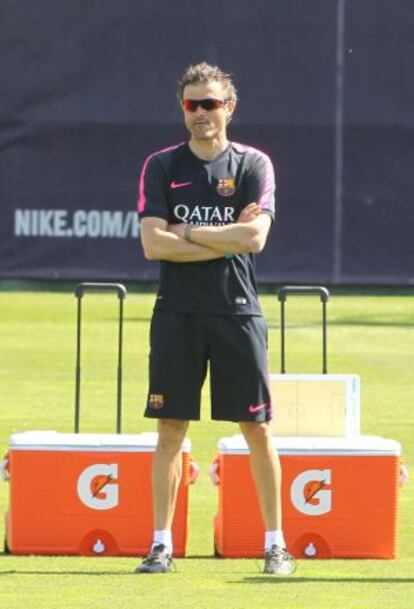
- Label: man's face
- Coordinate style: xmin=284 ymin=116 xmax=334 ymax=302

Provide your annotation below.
xmin=181 ymin=81 xmax=235 ymax=142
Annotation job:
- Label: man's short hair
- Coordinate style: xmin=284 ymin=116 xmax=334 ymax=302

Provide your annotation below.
xmin=177 ymin=62 xmax=238 ymax=103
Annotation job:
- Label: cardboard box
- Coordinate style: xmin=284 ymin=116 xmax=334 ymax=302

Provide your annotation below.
xmin=269 ymin=374 xmax=360 ymax=437
xmin=5 ymin=431 xmax=191 ymax=557
xmin=214 ymin=434 xmax=400 ymax=559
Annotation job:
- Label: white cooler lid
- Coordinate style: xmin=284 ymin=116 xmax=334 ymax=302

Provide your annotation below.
xmin=9 ymin=430 xmax=191 ymax=453
xmin=217 ymin=434 xmax=401 ymax=456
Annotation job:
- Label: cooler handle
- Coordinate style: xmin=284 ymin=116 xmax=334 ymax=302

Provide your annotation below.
xmin=0 ymin=452 xmax=10 ymax=482
xmin=75 ymin=282 xmax=127 ymax=299
xmin=74 ymin=282 xmax=127 ymax=434
xmin=278 ymin=285 xmax=329 ymax=302
xmin=278 ymin=285 xmax=330 ymax=374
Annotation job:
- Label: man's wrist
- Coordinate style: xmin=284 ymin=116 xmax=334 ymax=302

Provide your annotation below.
xmin=184 ymin=223 xmax=193 ymax=241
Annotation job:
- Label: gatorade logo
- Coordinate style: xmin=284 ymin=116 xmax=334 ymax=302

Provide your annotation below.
xmin=290 ymin=469 xmax=332 ymax=516
xmin=77 ymin=464 xmax=119 ymax=510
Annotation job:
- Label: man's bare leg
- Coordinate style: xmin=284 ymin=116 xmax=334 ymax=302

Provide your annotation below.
xmin=135 ymin=418 xmax=189 ymax=573
xmin=239 ymin=421 xmax=295 ymax=575
xmin=239 ymin=421 xmax=281 ymax=530
xmin=152 ymin=418 xmax=190 ymax=531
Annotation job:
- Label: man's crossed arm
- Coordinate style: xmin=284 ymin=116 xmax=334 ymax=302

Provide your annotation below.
xmin=139 ymin=203 xmax=272 ymax=263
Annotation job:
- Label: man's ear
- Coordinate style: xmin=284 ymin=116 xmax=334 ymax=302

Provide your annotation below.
xmin=226 ymin=99 xmax=236 ymax=124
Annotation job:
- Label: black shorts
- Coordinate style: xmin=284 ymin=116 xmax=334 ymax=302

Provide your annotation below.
xmin=144 ymin=311 xmax=272 ymax=422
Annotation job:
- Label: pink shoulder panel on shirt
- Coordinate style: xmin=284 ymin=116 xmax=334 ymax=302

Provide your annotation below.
xmin=231 ymin=142 xmax=275 ymax=209
xmin=137 ymin=142 xmax=185 ymax=214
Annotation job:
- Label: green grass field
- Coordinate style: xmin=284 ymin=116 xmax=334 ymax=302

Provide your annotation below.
xmin=0 ymin=288 xmax=413 ymax=609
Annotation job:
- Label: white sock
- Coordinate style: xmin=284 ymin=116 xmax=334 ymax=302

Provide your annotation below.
xmin=265 ymin=530 xmax=285 ymax=551
xmin=152 ymin=530 xmax=173 ymax=554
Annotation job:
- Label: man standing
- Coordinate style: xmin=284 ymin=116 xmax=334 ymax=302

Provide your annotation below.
xmin=136 ymin=62 xmax=295 ymax=576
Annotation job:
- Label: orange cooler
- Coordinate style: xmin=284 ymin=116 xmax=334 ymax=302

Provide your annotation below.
xmin=214 ymin=435 xmax=401 ymax=559
xmin=5 ymin=431 xmax=191 ymax=557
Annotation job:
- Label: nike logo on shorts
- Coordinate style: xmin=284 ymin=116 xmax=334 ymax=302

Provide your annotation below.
xmin=170 ymin=181 xmax=192 ymax=189
xmin=248 ymin=403 xmax=268 ymax=414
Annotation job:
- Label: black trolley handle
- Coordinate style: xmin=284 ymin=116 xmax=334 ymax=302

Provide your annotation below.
xmin=278 ymin=285 xmax=330 ymax=374
xmin=74 ymin=282 xmax=127 ymax=434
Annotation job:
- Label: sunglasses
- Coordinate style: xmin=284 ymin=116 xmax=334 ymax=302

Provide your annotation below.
xmin=181 ymin=98 xmax=227 ymax=112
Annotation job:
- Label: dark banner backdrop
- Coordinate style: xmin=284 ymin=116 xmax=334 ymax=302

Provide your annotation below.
xmin=1 ymin=1 xmax=413 ymax=284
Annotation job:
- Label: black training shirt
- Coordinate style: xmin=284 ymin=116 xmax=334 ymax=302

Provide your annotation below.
xmin=137 ymin=141 xmax=275 ymax=315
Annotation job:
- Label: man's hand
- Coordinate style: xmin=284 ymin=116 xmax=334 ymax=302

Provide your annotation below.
xmin=237 ymin=202 xmax=262 ymax=223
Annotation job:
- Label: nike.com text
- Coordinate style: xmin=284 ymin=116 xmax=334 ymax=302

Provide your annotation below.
xmin=14 ymin=209 xmax=139 ymax=239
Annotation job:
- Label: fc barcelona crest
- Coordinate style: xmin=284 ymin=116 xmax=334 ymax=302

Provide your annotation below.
xmin=217 ymin=178 xmax=236 ymax=197
xmin=149 ymin=394 xmax=164 ymax=410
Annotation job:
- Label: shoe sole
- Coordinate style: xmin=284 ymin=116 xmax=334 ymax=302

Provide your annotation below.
xmin=134 ymin=565 xmax=172 ymax=574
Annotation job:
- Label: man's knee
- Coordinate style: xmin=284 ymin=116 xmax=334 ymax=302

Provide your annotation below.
xmin=157 ymin=419 xmax=189 ymax=453
xmin=239 ymin=421 xmax=272 ymax=448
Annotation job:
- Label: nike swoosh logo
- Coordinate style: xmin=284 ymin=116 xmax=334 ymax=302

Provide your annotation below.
xmin=170 ymin=181 xmax=192 ymax=189
xmin=248 ymin=403 xmax=267 ymax=414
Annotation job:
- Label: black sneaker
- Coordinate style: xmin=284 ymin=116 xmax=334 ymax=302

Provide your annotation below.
xmin=263 ymin=544 xmax=296 ymax=575
xmin=134 ymin=544 xmax=173 ymax=574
